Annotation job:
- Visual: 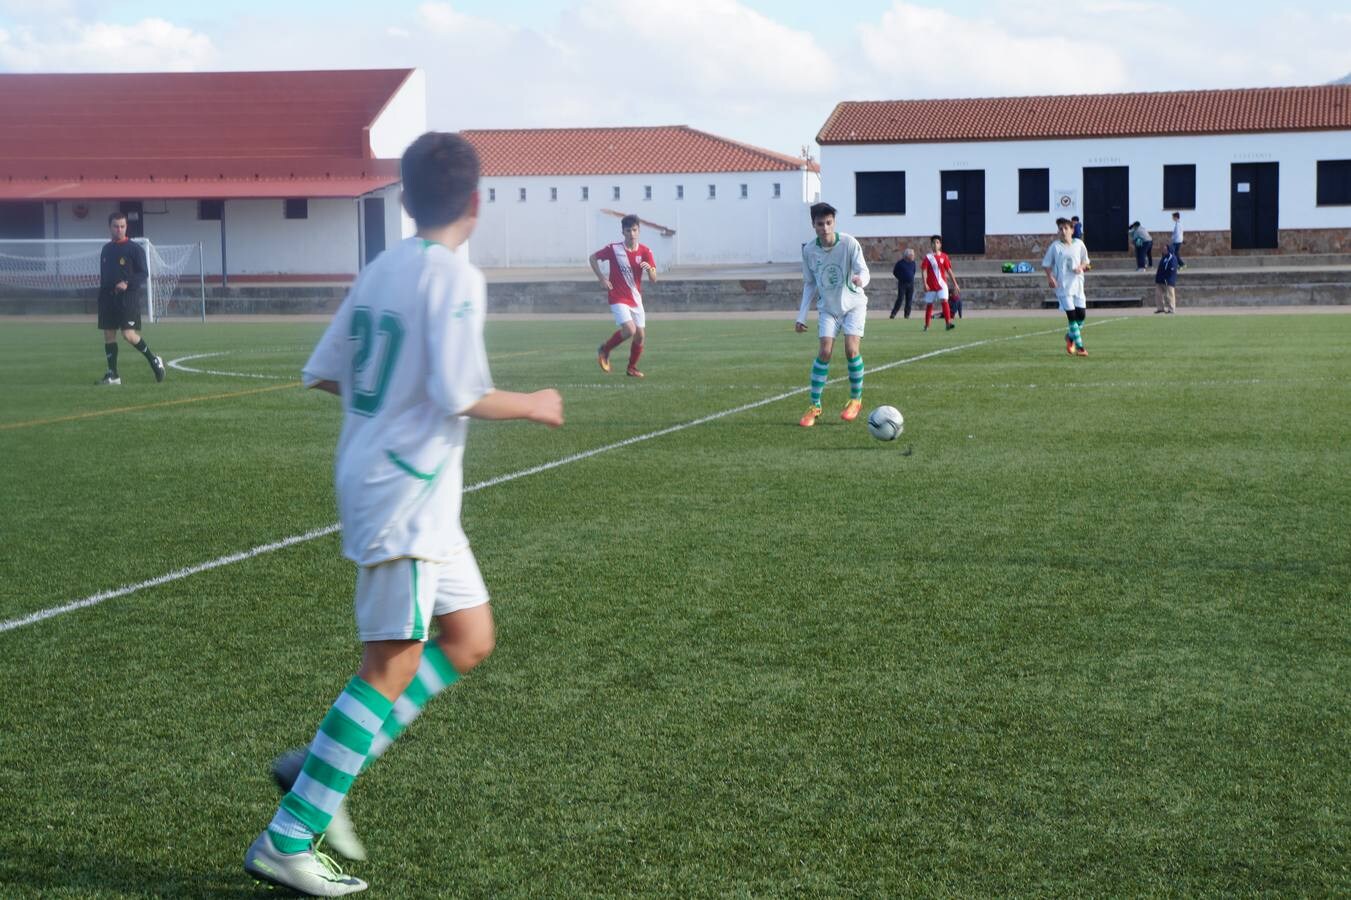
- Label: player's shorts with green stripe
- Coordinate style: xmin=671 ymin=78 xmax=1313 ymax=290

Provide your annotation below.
xmin=355 ymin=553 xmax=489 ymax=642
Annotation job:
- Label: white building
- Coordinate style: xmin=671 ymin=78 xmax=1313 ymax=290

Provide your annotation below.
xmin=462 ymin=126 xmax=821 ymax=267
xmin=816 ymin=85 xmax=1351 ymax=259
xmin=0 ymin=69 xmax=427 ymax=281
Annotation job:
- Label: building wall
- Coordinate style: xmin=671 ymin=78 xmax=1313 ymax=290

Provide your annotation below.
xmin=368 ymin=70 xmax=428 ymax=161
xmin=468 ymin=169 xmax=821 ymax=267
xmin=822 ymin=130 xmax=1351 ymax=257
xmin=41 ymin=196 xmax=411 ymax=277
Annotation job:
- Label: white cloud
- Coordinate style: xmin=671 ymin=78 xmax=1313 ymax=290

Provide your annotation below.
xmin=857 ymin=3 xmax=1127 ymax=96
xmin=0 ymin=16 xmax=215 ymax=71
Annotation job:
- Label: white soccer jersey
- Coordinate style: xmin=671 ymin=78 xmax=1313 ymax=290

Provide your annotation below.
xmin=1042 ymin=238 xmax=1091 ymax=298
xmin=303 ymin=237 xmax=494 ymax=566
xmin=797 ymin=232 xmax=870 ymax=323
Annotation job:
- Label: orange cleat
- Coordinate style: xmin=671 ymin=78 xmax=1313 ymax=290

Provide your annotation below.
xmin=1065 ymin=335 xmax=1075 ymax=355
xmin=798 ymin=405 xmax=822 ymax=427
xmin=840 ymin=399 xmax=863 ymax=422
xmin=1075 ymin=347 xmax=1089 ymax=357
xmin=626 ymin=366 xmax=644 ymax=378
xmin=597 ymin=345 xmax=612 ymax=373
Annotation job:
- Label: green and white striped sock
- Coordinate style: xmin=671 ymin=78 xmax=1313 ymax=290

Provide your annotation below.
xmin=365 ymin=644 xmax=461 ymax=765
xmin=847 ymin=355 xmax=864 ymax=400
xmin=267 ymin=676 xmax=393 ymax=854
xmin=809 ymin=357 xmax=829 ymax=407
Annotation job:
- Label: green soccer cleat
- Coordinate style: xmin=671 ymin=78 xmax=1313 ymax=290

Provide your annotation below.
xmin=272 ymin=748 xmax=367 ymax=861
xmin=244 ymin=832 xmax=367 ymax=897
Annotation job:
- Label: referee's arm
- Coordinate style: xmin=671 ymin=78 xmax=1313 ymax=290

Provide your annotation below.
xmin=127 ymin=242 xmax=149 ymax=292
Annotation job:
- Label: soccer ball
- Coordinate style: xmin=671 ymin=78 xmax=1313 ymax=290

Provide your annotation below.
xmin=867 ymin=405 xmax=904 ymax=441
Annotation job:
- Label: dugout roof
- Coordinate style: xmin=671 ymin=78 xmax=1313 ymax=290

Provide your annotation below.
xmin=816 ymin=85 xmax=1351 ymax=144
xmin=0 ymin=69 xmax=411 ymax=199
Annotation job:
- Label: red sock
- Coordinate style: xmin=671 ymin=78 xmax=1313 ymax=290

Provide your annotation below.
xmin=601 ymin=329 xmax=625 ymax=354
xmin=941 ymin=300 xmax=953 ymax=323
xmin=628 ymin=340 xmax=644 ymax=369
xmin=924 ymin=304 xmax=934 ymax=328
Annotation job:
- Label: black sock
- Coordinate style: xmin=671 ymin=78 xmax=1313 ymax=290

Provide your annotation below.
xmin=133 ymin=338 xmax=155 ymax=361
xmin=105 ymin=342 xmax=118 ymax=375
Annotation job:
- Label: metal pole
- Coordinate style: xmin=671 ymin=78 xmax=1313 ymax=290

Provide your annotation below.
xmin=220 ymin=202 xmax=228 ymax=289
xmin=199 ymin=241 xmax=206 ymax=322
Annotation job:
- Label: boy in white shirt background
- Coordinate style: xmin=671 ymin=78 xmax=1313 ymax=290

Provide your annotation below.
xmin=1043 ymin=217 xmax=1092 ymax=358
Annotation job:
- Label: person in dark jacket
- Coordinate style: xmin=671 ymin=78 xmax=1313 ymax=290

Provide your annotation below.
xmin=890 ymin=248 xmax=916 ymax=318
xmin=96 ymin=211 xmax=164 ymax=385
xmin=1154 ymin=245 xmax=1179 ymax=313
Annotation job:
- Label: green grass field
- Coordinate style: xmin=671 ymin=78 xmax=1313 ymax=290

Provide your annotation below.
xmin=1 ymin=312 xmax=1347 ymax=897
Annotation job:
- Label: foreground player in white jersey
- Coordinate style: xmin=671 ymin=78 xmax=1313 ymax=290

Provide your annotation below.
xmin=1043 ymin=216 xmax=1092 ymax=357
xmin=795 ymin=202 xmax=871 ymax=427
xmin=243 ymin=132 xmax=564 ymax=897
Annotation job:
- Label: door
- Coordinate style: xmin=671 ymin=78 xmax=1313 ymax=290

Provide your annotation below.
xmin=0 ymin=201 xmax=44 ymax=239
xmin=940 ymin=170 xmax=985 ymax=255
xmin=362 ymin=197 xmax=386 ymax=265
xmin=119 ymin=201 xmax=145 ymax=238
xmin=1231 ymin=163 xmax=1278 ymax=250
xmin=1082 ymin=167 xmax=1129 ymax=253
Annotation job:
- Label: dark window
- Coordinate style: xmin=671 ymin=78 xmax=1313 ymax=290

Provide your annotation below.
xmin=1163 ymin=164 xmax=1196 ymax=209
xmin=855 ymin=171 xmax=905 ymax=215
xmin=581 ymin=186 xmax=589 ymax=201
xmin=284 ymin=198 xmax=308 ymax=219
xmin=773 ymin=182 xmax=781 ymax=199
xmin=198 ymin=200 xmax=223 ymax=221
xmin=550 ymin=187 xmax=558 ymax=202
xmin=676 ymin=185 xmax=684 ymax=200
xmin=1018 ymin=168 xmax=1049 ymax=212
xmin=739 ymin=184 xmax=748 ymax=199
xmin=644 ymin=185 xmax=652 ymax=200
xmin=488 ymin=188 xmax=496 ymax=202
xmin=518 ymin=188 xmax=527 ymax=202
xmin=612 ymin=186 xmax=621 ymax=201
xmin=1316 ymin=160 xmax=1351 ymax=205
xmin=708 ymin=184 xmax=716 ymax=199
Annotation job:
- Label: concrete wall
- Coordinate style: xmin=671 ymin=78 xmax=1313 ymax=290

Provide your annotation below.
xmin=469 ymin=169 xmax=821 ymax=268
xmin=822 ymin=130 xmax=1351 ymax=252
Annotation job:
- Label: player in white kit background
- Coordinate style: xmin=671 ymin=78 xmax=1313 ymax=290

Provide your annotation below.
xmin=795 ymin=202 xmax=871 ymax=428
xmin=244 ymin=132 xmax=564 ymax=897
xmin=1043 ymin=216 xmax=1093 ymax=357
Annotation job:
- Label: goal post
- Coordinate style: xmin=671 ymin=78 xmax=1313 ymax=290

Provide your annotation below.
xmin=0 ymin=238 xmax=206 ymax=322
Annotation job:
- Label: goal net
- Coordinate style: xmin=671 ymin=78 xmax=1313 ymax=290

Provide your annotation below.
xmin=0 ymin=238 xmax=204 ymax=322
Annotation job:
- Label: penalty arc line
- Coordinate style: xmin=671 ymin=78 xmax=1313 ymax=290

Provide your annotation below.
xmin=0 ymin=318 xmax=1125 ymax=635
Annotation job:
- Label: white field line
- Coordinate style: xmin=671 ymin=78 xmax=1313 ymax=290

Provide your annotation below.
xmin=1 ymin=319 xmax=1124 ymax=635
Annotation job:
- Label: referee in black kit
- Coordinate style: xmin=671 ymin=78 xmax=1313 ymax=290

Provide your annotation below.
xmin=97 ymin=210 xmax=165 ymax=385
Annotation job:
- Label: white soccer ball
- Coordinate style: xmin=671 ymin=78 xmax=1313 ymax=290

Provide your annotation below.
xmin=867 ymin=405 xmax=904 ymax=441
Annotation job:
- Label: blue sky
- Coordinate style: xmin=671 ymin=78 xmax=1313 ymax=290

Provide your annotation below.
xmin=2 ymin=1 xmax=1347 ymax=153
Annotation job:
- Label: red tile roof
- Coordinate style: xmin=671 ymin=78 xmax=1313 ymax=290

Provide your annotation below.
xmin=0 ymin=69 xmax=412 ymax=198
xmin=462 ymin=126 xmax=818 ymax=177
xmin=817 ymin=85 xmax=1351 ymax=144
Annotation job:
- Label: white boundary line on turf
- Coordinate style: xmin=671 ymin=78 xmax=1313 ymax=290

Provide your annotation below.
xmin=168 ymin=351 xmax=291 ymax=380
xmin=1 ymin=318 xmax=1126 ymax=635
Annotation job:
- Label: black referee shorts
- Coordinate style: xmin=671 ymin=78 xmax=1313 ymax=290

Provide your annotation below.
xmin=97 ymin=290 xmax=142 ymax=331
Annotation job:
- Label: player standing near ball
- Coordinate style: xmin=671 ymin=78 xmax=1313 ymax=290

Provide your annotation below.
xmin=96 ymin=211 xmax=165 ymax=385
xmin=591 ymin=214 xmax=657 ymax=378
xmin=795 ymin=202 xmax=870 ymax=427
xmin=919 ymin=235 xmax=959 ymax=332
xmin=243 ymin=132 xmax=564 ymax=897
xmin=1043 ymin=217 xmax=1092 ymax=357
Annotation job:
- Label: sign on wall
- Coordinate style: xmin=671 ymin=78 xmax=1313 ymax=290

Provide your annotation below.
xmin=1055 ymin=189 xmax=1077 ymax=211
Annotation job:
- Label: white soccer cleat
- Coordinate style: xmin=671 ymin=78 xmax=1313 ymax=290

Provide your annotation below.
xmin=244 ymin=831 xmax=367 ymax=896
xmin=96 ymin=372 xmax=121 ymax=386
xmin=272 ymin=748 xmax=367 ymax=861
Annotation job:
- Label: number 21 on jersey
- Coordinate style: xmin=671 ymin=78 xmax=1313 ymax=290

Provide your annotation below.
xmin=350 ymin=306 xmax=405 ymax=416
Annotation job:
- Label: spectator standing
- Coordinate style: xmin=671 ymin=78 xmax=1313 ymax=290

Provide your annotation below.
xmin=1128 ymin=221 xmax=1154 ymax=271
xmin=1071 ymin=216 xmax=1083 ymax=241
xmin=890 ymin=248 xmax=916 ymax=319
xmin=1154 ymin=244 xmax=1179 ymax=314
xmin=1170 ymin=212 xmax=1186 ymax=268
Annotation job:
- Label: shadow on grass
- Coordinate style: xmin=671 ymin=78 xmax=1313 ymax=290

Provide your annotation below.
xmin=0 ymin=851 xmax=261 ymax=898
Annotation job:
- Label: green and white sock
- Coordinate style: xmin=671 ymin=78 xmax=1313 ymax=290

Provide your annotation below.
xmin=809 ymin=357 xmax=829 ymax=408
xmin=365 ymin=644 xmax=461 ymax=764
xmin=1071 ymin=322 xmax=1084 ymax=348
xmin=847 ymin=355 xmax=864 ymax=400
xmin=267 ymin=676 xmax=393 ymax=854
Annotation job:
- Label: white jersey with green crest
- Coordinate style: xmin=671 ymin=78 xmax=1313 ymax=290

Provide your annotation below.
xmin=798 ymin=232 xmax=870 ymax=322
xmin=303 ymin=237 xmax=494 ymax=565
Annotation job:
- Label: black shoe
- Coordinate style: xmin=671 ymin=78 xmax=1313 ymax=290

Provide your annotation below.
xmin=945 ymin=322 xmax=956 ymax=331
xmin=97 ymin=372 xmax=121 ymax=386
xmin=150 ymin=355 xmax=166 ymax=383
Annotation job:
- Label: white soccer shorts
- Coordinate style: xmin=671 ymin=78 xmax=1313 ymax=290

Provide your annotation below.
xmin=610 ymin=302 xmax=646 ymax=329
xmin=818 ymin=305 xmax=867 ymax=339
xmin=354 ymin=553 xmax=489 ymax=642
xmin=924 ymin=287 xmax=949 ymax=304
xmin=1057 ymin=291 xmax=1087 ymax=312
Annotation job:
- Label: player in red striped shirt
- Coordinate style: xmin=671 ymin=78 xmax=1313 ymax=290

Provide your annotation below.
xmin=919 ymin=235 xmax=959 ymax=332
xmin=590 ymin=214 xmax=657 ymax=378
